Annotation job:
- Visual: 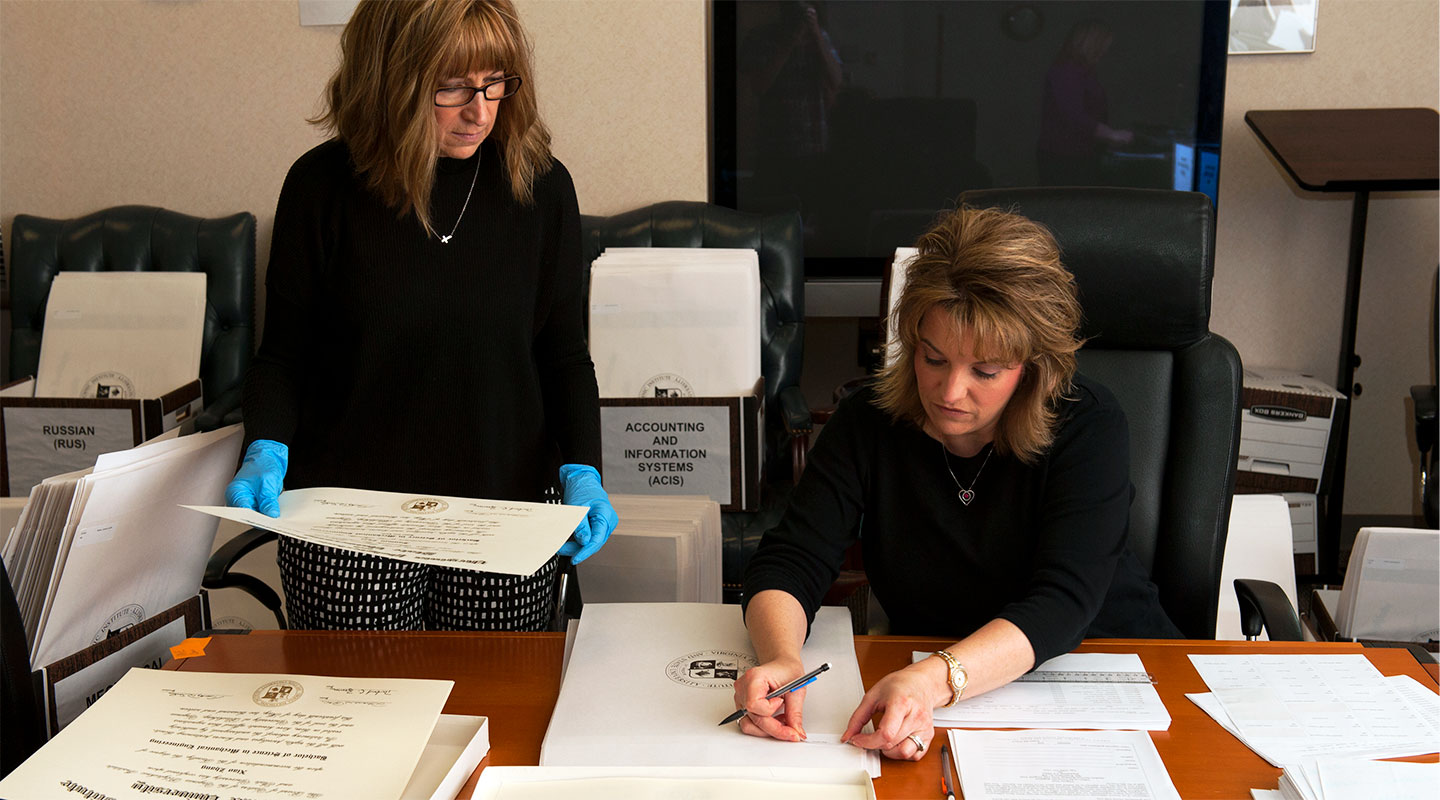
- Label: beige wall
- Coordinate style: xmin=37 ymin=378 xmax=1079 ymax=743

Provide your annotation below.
xmin=1 ymin=0 xmax=1435 ymax=515
xmin=1214 ymin=0 xmax=1438 ymax=515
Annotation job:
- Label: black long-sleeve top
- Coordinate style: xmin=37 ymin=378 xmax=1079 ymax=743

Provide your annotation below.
xmin=244 ymin=138 xmax=600 ymax=502
xmin=743 ymin=376 xmax=1178 ymax=665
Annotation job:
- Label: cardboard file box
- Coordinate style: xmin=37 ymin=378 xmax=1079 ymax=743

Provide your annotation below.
xmin=599 ymin=379 xmax=762 ymax=512
xmin=1234 ymin=368 xmax=1346 ymax=496
xmin=0 ymin=378 xmax=203 ymax=496
xmin=35 ymin=593 xmax=206 ymax=735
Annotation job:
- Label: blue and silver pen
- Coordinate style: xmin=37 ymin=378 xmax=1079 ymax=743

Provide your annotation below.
xmin=719 ymin=662 xmax=831 ymax=725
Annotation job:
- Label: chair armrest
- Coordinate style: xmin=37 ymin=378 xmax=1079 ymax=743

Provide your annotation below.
xmin=1234 ymin=578 xmax=1304 ymax=641
xmin=1412 ymin=384 xmax=1437 ymax=424
xmin=203 ymin=527 xmax=285 ymax=629
xmin=194 ymin=384 xmax=244 ymax=432
xmin=778 ymin=385 xmax=812 ymax=436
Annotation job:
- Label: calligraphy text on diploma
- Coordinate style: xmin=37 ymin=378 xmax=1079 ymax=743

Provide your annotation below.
xmin=0 ymin=668 xmax=453 ymax=799
xmin=186 ymin=486 xmax=585 ymax=574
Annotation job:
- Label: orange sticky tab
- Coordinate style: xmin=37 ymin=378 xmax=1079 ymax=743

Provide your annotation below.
xmin=170 ymin=637 xmax=212 ymax=660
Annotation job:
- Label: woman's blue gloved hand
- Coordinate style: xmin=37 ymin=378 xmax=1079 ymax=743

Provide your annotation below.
xmin=225 ymin=439 xmax=289 ymax=518
xmin=557 ymin=464 xmax=618 ymax=564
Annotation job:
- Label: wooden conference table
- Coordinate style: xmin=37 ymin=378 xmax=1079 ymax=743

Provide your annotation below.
xmin=165 ymin=632 xmax=1438 ymax=799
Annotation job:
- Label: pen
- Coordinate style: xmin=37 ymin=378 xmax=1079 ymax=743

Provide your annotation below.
xmin=718 ymin=662 xmax=831 ymax=726
xmin=940 ymin=743 xmax=956 ymax=800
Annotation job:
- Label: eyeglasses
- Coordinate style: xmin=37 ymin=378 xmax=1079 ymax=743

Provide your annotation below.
xmin=434 ymin=76 xmax=522 ymax=107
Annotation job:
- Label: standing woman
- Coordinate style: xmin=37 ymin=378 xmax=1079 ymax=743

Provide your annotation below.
xmin=226 ymin=0 xmax=616 ymax=631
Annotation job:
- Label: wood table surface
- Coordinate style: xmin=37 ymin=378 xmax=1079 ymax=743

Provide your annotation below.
xmin=168 ymin=632 xmax=1438 ymax=799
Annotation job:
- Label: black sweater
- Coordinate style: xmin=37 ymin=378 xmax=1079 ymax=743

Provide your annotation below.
xmin=743 ymin=376 xmax=1178 ymax=665
xmin=244 ymin=139 xmax=600 ymax=502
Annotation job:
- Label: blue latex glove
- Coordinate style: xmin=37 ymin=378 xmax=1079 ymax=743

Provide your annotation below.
xmin=557 ymin=464 xmax=618 ymax=564
xmin=225 ymin=439 xmax=289 ymax=518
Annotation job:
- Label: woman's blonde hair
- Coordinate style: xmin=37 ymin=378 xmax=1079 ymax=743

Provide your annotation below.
xmin=313 ymin=0 xmax=552 ymax=234
xmin=874 ymin=205 xmax=1083 ymax=463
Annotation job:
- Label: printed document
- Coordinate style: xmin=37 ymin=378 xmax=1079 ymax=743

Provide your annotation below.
xmin=915 ymin=651 xmax=1171 ymax=730
xmin=186 ymin=486 xmax=585 ymax=574
xmin=541 ymin=603 xmax=880 ymax=776
xmin=947 ymin=729 xmax=1182 ymax=800
xmin=1187 ymin=655 xmax=1440 ymax=766
xmin=0 ymin=668 xmax=453 ymax=800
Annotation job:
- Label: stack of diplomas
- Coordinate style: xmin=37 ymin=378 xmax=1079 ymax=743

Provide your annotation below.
xmin=588 ymin=248 xmax=762 ymax=398
xmin=542 ymin=602 xmax=881 ymax=776
xmin=1329 ymin=527 xmax=1439 ymax=642
xmin=33 ymin=271 xmax=207 ymax=399
xmin=577 ymin=494 xmax=722 ymax=603
xmin=2 ymin=423 xmax=243 ymax=669
xmin=0 ymin=667 xmax=489 ymax=800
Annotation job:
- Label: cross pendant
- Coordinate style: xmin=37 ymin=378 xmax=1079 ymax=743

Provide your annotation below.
xmin=440 ymin=235 xmax=452 ymax=244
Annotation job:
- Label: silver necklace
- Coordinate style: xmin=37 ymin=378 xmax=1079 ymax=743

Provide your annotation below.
xmin=940 ymin=440 xmax=993 ymax=506
xmin=439 ymin=152 xmax=482 ymax=244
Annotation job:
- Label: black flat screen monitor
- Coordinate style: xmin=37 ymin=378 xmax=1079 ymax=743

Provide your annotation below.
xmin=711 ymin=0 xmax=1229 ymax=281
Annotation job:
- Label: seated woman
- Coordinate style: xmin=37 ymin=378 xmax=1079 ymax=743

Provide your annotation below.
xmin=733 ymin=205 xmax=1180 ymax=760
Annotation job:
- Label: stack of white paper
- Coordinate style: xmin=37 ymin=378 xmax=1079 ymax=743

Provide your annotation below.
xmin=1252 ymin=758 xmax=1440 ymax=800
xmin=915 ymin=652 xmax=1172 ymax=730
xmin=1 ymin=424 xmax=242 ymax=668
xmin=589 ymin=247 xmax=761 ymax=398
xmin=542 ymin=603 xmax=880 ymax=777
xmin=947 ymin=729 xmax=1182 ymax=800
xmin=579 ymin=494 xmax=721 ymax=603
xmin=35 ymin=272 xmax=206 ymax=398
xmin=883 ymin=247 xmax=919 ymax=367
xmin=473 ymin=766 xmax=876 ymax=799
xmin=1186 ymin=655 xmax=1440 ymax=768
xmin=1334 ymin=527 xmax=1439 ymax=641
xmin=0 ymin=667 xmax=489 ymax=800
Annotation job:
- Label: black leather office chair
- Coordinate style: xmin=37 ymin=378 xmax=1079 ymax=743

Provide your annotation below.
xmin=960 ymin=187 xmax=1243 ymax=639
xmin=8 ymin=205 xmax=256 ymax=430
xmin=579 ymin=201 xmax=809 ymax=602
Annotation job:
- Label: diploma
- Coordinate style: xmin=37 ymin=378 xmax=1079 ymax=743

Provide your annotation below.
xmin=186 ymin=486 xmax=587 ymax=574
xmin=0 ymin=668 xmax=454 ymax=799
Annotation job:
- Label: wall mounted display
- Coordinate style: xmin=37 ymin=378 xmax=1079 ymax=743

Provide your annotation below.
xmin=1228 ymin=0 xmax=1318 ymax=54
xmin=711 ymin=0 xmax=1231 ymax=285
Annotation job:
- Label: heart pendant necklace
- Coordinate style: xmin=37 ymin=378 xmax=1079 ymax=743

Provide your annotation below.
xmin=940 ymin=440 xmax=993 ymax=506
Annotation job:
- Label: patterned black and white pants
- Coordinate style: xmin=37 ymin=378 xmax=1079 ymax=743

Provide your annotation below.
xmin=277 ymin=537 xmax=558 ymax=631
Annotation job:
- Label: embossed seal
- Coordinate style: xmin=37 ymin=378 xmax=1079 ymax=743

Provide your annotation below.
xmin=664 ymin=650 xmax=757 ymax=688
xmin=641 ymin=373 xmax=695 ymax=398
xmin=400 ymin=497 xmax=449 ymax=514
xmin=253 ymin=679 xmax=304 ymax=707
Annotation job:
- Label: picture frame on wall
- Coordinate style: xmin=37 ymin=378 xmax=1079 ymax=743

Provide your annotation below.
xmin=1229 ymin=0 xmax=1318 ymax=54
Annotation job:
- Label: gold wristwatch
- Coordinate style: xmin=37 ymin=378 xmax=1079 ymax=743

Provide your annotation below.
xmin=930 ymin=650 xmax=968 ymax=707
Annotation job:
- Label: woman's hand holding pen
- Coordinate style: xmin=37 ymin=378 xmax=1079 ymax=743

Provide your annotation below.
xmin=732 ymin=658 xmax=808 ymax=742
xmin=840 ymin=661 xmax=948 ymax=761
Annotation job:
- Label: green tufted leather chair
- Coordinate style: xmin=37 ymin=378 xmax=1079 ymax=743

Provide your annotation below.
xmin=7 ymin=205 xmax=256 ymax=430
xmin=579 ymin=201 xmax=809 ymax=602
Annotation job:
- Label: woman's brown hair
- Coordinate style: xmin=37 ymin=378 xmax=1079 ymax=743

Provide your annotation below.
xmin=313 ymin=0 xmax=552 ymax=234
xmin=873 ymin=205 xmax=1083 ymax=462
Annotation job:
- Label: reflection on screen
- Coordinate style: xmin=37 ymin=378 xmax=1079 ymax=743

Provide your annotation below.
xmin=716 ymin=0 xmax=1227 ymax=277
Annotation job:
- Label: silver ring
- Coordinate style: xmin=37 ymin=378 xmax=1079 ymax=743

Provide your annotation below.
xmin=907 ymin=733 xmax=925 ymax=752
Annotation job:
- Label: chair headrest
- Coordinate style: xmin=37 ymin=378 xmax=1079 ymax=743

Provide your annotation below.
xmin=959 ymin=187 xmax=1216 ymax=351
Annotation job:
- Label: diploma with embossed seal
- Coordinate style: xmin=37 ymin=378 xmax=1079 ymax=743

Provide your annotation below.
xmin=0 ymin=668 xmax=470 ymax=800
xmin=185 ymin=486 xmax=586 ymax=574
